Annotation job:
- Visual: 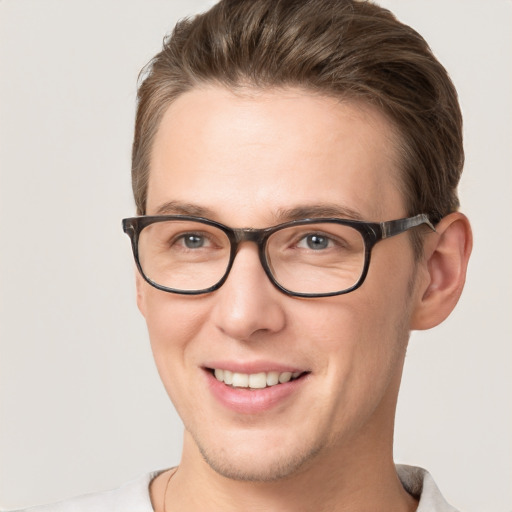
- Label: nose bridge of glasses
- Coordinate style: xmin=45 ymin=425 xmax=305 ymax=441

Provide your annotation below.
xmin=229 ymin=228 xmax=271 ymax=277
xmin=232 ymin=227 xmax=267 ymax=246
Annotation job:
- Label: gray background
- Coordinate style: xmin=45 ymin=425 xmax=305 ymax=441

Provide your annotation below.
xmin=1 ymin=1 xmax=510 ymax=510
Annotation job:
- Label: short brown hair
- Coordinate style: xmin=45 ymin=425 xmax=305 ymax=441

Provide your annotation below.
xmin=132 ymin=0 xmax=463 ymax=234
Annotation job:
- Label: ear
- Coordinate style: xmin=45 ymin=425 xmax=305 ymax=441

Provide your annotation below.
xmin=410 ymin=212 xmax=473 ymax=330
xmin=135 ymin=269 xmax=148 ymax=318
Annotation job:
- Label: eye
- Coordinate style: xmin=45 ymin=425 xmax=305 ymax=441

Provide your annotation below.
xmin=297 ymin=234 xmax=331 ymax=250
xmin=177 ymin=233 xmax=209 ymax=249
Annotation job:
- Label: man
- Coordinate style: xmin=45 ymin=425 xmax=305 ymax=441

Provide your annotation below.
xmin=15 ymin=0 xmax=472 ymax=510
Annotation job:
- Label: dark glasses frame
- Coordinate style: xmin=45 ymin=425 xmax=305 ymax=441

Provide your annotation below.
xmin=122 ymin=213 xmax=435 ymax=298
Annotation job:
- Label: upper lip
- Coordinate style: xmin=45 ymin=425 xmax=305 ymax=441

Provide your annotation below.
xmin=203 ymin=361 xmax=309 ymax=374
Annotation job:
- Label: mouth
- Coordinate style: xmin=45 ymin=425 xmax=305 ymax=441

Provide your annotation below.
xmin=209 ymin=368 xmax=307 ymax=389
xmin=204 ymin=365 xmax=310 ymax=413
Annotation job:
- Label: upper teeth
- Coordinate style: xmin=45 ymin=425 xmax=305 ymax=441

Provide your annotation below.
xmin=214 ymin=369 xmax=302 ymax=389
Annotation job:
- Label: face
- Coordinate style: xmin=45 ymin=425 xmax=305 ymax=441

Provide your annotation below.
xmin=137 ymin=86 xmax=424 ymax=481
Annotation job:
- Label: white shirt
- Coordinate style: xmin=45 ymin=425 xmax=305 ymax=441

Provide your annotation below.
xmin=13 ymin=465 xmax=458 ymax=511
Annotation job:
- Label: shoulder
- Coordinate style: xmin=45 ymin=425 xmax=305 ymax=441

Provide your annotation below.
xmin=396 ymin=464 xmax=459 ymax=512
xmin=10 ymin=471 xmax=162 ymax=512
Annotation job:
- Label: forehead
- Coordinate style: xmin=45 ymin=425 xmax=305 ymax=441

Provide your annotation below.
xmin=148 ymin=86 xmax=405 ymax=224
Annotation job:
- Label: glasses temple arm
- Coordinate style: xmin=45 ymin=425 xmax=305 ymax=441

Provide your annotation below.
xmin=380 ymin=214 xmax=436 ymax=239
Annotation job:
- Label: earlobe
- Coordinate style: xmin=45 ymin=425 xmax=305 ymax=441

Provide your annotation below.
xmin=410 ymin=212 xmax=473 ymax=330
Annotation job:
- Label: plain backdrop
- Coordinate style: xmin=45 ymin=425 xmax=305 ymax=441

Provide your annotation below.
xmin=0 ymin=1 xmax=511 ymax=510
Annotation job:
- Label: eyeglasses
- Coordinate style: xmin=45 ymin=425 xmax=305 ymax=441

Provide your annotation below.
xmin=122 ymin=214 xmax=435 ymax=298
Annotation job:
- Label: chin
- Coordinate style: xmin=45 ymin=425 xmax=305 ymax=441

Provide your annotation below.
xmin=193 ymin=429 xmax=325 ymax=482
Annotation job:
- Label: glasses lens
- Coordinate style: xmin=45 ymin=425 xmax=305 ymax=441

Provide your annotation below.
xmin=266 ymin=222 xmax=366 ymax=295
xmin=138 ymin=220 xmax=231 ymax=292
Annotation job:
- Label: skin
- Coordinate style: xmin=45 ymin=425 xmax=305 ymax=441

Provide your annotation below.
xmin=137 ymin=86 xmax=472 ymax=512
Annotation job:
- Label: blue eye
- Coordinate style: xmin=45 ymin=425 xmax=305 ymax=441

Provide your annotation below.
xmin=183 ymin=234 xmax=205 ymax=249
xmin=299 ymin=234 xmax=330 ymax=250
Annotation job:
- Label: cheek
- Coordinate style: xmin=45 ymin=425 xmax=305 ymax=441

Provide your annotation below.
xmin=298 ymin=277 xmax=411 ymax=388
xmin=304 ymin=295 xmax=410 ymax=435
xmin=140 ymin=290 xmax=214 ymax=417
xmin=141 ymin=287 xmax=208 ymax=371
xmin=296 ymin=290 xmax=404 ymax=356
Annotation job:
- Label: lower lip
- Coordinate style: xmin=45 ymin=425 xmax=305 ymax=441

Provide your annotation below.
xmin=205 ymin=370 xmax=306 ymax=414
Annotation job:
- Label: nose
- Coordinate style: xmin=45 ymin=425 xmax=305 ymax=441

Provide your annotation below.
xmin=211 ymin=243 xmax=287 ymax=341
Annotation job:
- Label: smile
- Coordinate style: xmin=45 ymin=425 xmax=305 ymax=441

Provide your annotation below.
xmin=213 ymin=369 xmax=303 ymax=389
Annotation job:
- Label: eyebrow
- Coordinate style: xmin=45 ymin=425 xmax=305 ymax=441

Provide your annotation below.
xmin=273 ymin=204 xmax=364 ymax=222
xmin=153 ymin=200 xmax=365 ymax=224
xmin=153 ymin=201 xmax=216 ymax=218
